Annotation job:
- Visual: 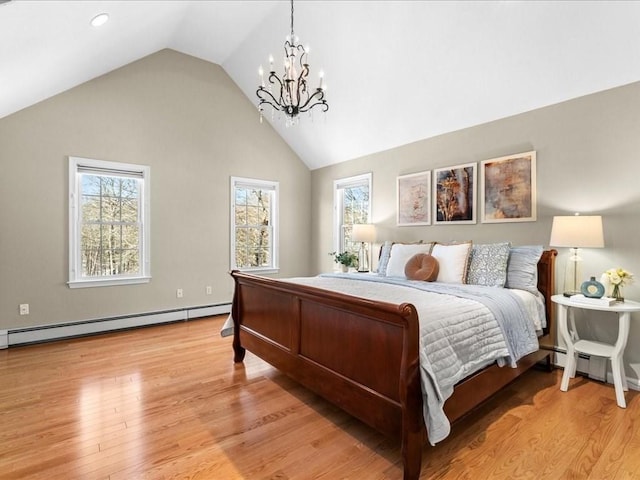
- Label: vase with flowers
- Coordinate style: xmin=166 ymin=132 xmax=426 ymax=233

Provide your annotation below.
xmin=601 ymin=267 xmax=634 ymax=302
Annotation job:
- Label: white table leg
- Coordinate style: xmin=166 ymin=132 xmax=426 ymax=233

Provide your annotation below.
xmin=561 ymin=346 xmax=577 ymax=391
xmin=567 ymin=308 xmax=578 ymax=378
xmin=558 ymin=304 xmax=575 ymax=391
xmin=611 ymin=355 xmax=626 ymax=408
xmin=611 ymin=312 xmax=631 ymax=408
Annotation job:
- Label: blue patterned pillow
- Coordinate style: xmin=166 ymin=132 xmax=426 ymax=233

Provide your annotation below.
xmin=466 ymin=242 xmax=511 ymax=287
xmin=505 ymin=245 xmax=544 ymax=293
xmin=377 ymin=241 xmax=394 ymax=275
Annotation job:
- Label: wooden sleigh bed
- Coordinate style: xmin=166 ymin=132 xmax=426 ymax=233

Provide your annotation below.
xmin=230 ymin=249 xmax=557 ymax=480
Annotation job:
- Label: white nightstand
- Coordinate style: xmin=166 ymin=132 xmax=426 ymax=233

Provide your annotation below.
xmin=552 ymin=294 xmax=640 ymax=408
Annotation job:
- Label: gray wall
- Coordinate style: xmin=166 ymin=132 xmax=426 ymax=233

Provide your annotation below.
xmin=311 ymin=81 xmax=640 ymax=381
xmin=0 ymin=49 xmax=311 ymax=331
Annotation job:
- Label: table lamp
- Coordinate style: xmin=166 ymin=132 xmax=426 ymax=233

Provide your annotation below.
xmin=549 ymin=214 xmax=604 ymax=296
xmin=351 ymin=224 xmax=376 ymax=273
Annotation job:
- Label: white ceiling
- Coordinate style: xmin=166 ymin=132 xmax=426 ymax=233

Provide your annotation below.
xmin=2 ymin=0 xmax=640 ymax=170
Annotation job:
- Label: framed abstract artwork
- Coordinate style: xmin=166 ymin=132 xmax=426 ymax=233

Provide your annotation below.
xmin=433 ymin=162 xmax=476 ymax=225
xmin=480 ymin=151 xmax=537 ymax=223
xmin=397 ymin=171 xmax=431 ymax=226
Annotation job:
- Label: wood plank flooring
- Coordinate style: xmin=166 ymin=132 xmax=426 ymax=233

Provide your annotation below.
xmin=1 ymin=315 xmax=639 ymax=479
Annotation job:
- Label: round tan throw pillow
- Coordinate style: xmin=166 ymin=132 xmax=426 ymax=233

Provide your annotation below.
xmin=404 ymin=253 xmax=439 ymax=281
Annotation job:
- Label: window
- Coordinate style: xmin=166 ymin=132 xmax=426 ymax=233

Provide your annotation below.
xmin=334 ymin=173 xmax=371 ymax=253
xmin=231 ymin=177 xmax=279 ymax=272
xmin=68 ymin=157 xmax=150 ymax=288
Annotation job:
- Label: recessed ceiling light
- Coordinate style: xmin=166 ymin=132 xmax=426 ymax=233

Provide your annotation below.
xmin=90 ymin=13 xmax=109 ymax=27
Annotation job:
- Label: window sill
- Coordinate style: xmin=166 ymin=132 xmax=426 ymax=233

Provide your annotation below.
xmin=68 ymin=276 xmax=151 ymax=289
xmin=236 ymin=268 xmax=279 ymax=275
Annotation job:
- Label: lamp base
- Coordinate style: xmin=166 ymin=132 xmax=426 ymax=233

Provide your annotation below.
xmin=357 ymin=242 xmax=369 ymax=273
xmin=563 ymin=248 xmax=583 ymax=298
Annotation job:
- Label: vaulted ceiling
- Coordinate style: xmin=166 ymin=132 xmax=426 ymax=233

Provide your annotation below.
xmin=2 ymin=1 xmax=640 ymax=169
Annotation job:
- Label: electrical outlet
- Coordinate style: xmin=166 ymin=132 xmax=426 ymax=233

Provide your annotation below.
xmin=176 ymin=289 xmax=183 ymax=298
xmin=19 ymin=304 xmax=29 ymax=315
xmin=206 ymin=286 xmax=212 ymax=295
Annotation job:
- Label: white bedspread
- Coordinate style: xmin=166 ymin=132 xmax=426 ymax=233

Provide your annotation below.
xmin=223 ymin=275 xmax=544 ymax=444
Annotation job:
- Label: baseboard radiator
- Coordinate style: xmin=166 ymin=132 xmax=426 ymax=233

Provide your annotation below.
xmin=4 ymin=303 xmax=231 ymax=347
xmin=554 ymin=349 xmax=640 ymax=392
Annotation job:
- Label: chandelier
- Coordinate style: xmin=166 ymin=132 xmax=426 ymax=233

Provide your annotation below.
xmin=256 ymin=0 xmax=328 ymax=126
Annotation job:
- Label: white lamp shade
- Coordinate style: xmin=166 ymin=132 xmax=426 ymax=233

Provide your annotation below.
xmin=352 ymin=224 xmax=376 ymax=243
xmin=549 ymin=215 xmax=604 ymax=248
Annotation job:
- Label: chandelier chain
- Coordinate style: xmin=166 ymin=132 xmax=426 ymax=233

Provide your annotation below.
xmin=290 ymin=0 xmax=294 ymax=40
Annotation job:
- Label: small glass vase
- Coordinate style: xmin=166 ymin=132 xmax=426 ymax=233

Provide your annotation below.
xmin=612 ymin=284 xmax=624 ymax=302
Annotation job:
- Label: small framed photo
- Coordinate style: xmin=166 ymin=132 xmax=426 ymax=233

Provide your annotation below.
xmin=433 ymin=162 xmax=476 ymax=225
xmin=397 ymin=171 xmax=431 ymax=226
xmin=480 ymin=151 xmax=536 ymax=223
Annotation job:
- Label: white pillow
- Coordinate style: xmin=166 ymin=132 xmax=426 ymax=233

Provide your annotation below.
xmin=385 ymin=243 xmax=433 ymax=277
xmin=431 ymin=242 xmax=472 ymax=283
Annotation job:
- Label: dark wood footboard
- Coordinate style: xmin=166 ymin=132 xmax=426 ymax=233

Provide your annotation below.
xmin=230 ymin=249 xmax=556 ymax=480
xmin=231 ymin=274 xmax=425 ymax=478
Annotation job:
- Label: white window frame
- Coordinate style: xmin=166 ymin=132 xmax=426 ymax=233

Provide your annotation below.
xmin=68 ymin=156 xmax=151 ymax=288
xmin=333 ymin=172 xmax=372 ymax=253
xmin=230 ymin=176 xmax=279 ymax=273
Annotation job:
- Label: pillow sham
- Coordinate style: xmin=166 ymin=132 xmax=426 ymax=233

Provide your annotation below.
xmin=430 ymin=242 xmax=472 ymax=283
xmin=405 ymin=253 xmax=439 ymax=281
xmin=505 ymin=245 xmax=544 ymax=293
xmin=385 ymin=243 xmax=433 ymax=277
xmin=466 ymin=242 xmax=511 ymax=287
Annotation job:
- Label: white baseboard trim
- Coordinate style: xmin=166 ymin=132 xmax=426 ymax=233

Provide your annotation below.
xmin=7 ymin=303 xmax=231 ymax=346
xmin=186 ymin=305 xmax=230 ymax=319
xmin=0 ymin=330 xmax=7 ymax=349
xmin=554 ymin=349 xmax=640 ymax=392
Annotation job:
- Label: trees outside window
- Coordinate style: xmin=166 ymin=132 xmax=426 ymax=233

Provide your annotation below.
xmin=69 ymin=157 xmax=150 ymax=288
xmin=334 ymin=173 xmax=371 ymax=254
xmin=231 ymin=177 xmax=279 ymax=272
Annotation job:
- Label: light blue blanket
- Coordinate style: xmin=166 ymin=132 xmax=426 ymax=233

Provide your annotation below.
xmin=320 ymin=273 xmax=542 ymax=367
xmin=317 ymin=273 xmax=544 ymax=444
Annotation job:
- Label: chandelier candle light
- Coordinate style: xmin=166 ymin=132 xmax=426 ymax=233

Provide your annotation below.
xmin=256 ymin=0 xmax=328 ymax=126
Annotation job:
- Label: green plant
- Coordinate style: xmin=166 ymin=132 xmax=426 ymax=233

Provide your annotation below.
xmin=329 ymin=251 xmax=358 ymax=267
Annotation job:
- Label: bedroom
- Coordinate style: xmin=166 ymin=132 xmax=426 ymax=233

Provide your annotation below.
xmin=1 ymin=1 xmax=640 ymax=478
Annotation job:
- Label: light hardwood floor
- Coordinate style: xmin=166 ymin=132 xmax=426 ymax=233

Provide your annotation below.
xmin=1 ymin=315 xmax=639 ymax=479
